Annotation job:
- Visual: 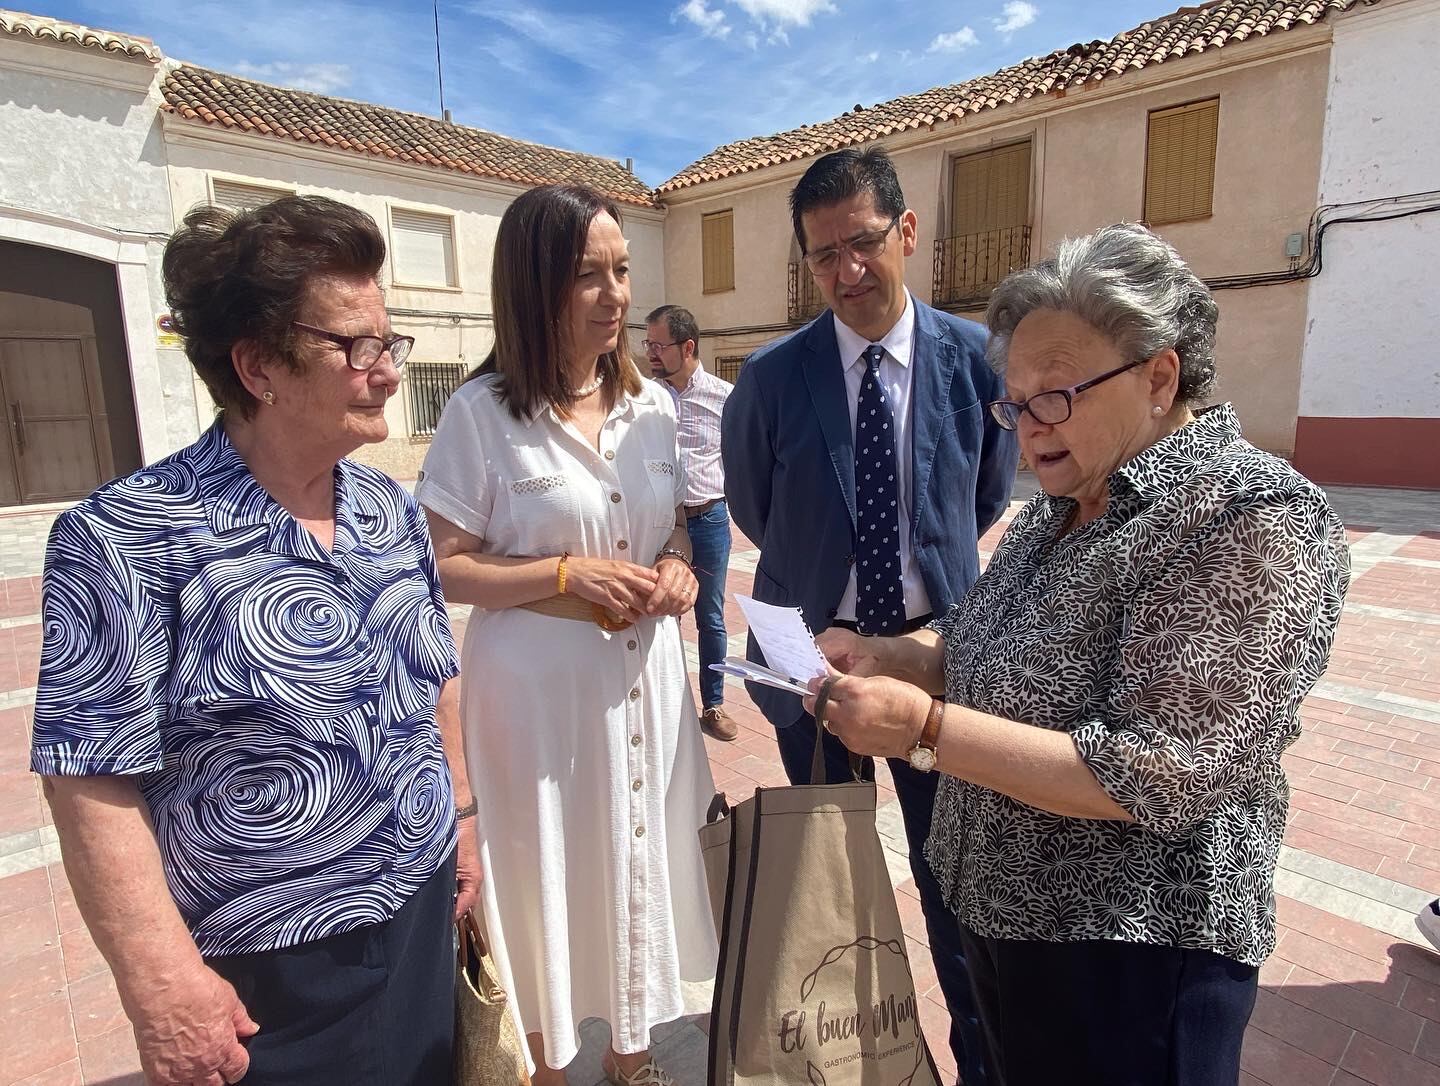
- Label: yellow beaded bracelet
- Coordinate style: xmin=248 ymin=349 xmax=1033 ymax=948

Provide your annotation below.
xmin=557 ymin=552 xmax=570 ymax=595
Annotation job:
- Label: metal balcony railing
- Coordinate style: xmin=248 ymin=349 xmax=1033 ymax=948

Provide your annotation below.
xmin=933 ymin=225 xmax=1032 ymax=309
xmin=787 ymin=261 xmax=827 ymax=324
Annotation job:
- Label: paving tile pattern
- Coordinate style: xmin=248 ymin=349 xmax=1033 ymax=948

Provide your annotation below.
xmin=2 ymin=479 xmax=1439 ymax=1084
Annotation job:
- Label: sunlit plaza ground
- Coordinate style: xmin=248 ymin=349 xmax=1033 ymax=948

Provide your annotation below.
xmin=2 ymin=477 xmax=1440 ymax=1084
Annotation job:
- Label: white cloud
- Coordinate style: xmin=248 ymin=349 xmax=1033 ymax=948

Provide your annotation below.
xmin=993 ymin=2 xmax=1039 ymax=36
xmin=862 ymin=51 xmax=879 ymax=63
xmin=928 ymin=27 xmax=978 ymax=53
xmin=730 ymin=0 xmax=837 ymax=30
xmin=676 ymin=0 xmax=730 ymax=39
xmin=743 ymin=31 xmax=760 ymax=50
xmin=231 ymin=60 xmax=352 ymax=95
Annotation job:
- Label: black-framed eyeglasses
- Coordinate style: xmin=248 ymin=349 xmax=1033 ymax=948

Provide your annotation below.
xmin=802 ymin=214 xmax=902 ymax=275
xmin=987 ymin=357 xmax=1150 ymax=431
xmin=640 ymin=339 xmax=682 ymax=354
xmin=290 ymin=322 xmax=414 ymax=372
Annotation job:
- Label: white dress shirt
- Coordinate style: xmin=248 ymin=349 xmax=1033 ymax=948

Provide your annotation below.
xmin=665 ymin=363 xmax=732 ymax=505
xmin=832 ymin=291 xmax=932 ymax=623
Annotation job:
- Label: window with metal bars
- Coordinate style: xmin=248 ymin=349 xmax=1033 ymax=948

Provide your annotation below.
xmin=405 ymin=362 xmax=468 ymax=438
xmin=713 ymin=355 xmax=746 ymax=384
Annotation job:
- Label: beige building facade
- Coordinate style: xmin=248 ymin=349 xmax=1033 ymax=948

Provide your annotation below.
xmin=659 ymin=1 xmax=1380 ymax=461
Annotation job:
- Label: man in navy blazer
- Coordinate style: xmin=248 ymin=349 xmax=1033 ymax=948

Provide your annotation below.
xmin=722 ymin=146 xmax=1017 ymax=1083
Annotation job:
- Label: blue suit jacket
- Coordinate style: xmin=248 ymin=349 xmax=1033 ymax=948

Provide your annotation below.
xmin=721 ymin=300 xmax=1019 ymax=728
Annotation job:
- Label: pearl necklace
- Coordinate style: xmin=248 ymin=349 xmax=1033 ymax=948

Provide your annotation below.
xmin=573 ymin=372 xmax=605 ymax=398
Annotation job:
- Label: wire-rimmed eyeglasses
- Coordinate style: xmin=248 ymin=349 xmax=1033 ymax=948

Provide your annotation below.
xmin=987 ymin=357 xmax=1150 ymax=431
xmin=802 ymin=214 xmax=902 ymax=275
xmin=291 ymin=322 xmax=415 ymax=372
xmin=640 ymin=339 xmax=682 ymax=354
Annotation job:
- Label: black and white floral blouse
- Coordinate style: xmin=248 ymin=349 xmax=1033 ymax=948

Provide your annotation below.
xmin=924 ymin=404 xmax=1350 ymax=966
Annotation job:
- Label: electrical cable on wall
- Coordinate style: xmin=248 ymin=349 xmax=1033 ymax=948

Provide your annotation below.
xmin=1207 ymin=189 xmax=1440 ymax=291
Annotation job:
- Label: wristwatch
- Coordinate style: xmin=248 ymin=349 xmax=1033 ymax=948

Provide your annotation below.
xmin=908 ymin=699 xmax=945 ymax=772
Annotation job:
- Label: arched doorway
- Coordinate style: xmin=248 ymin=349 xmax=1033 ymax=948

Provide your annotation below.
xmin=0 ymin=241 xmax=143 ymax=507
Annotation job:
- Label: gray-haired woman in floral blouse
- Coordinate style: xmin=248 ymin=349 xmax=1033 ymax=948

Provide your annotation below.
xmin=808 ymin=223 xmax=1350 ymax=1086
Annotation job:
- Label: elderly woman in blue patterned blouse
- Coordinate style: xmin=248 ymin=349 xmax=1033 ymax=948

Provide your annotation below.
xmin=810 ymin=223 xmax=1350 ymax=1086
xmin=30 ymin=196 xmax=477 ymax=1086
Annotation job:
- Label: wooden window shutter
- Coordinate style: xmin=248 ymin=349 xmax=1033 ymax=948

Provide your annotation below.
xmin=391 ymin=208 xmax=458 ymax=288
xmin=1145 ymin=99 xmax=1219 ymax=225
xmin=211 ymin=178 xmax=293 ymax=210
xmin=702 ymin=210 xmax=735 ymax=294
xmin=949 ymin=142 xmax=1031 ymax=237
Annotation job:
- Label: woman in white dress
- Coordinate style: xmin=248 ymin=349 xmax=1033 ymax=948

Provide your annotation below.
xmin=416 ymin=184 xmax=717 ymax=1086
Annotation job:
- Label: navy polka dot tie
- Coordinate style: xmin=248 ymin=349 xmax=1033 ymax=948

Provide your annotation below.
xmin=855 ymin=344 xmax=904 ymax=636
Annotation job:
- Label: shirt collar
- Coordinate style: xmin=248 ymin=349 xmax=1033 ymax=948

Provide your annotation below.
xmin=1043 ymin=403 xmax=1244 ymax=521
xmin=197 ymin=419 xmax=376 ymax=558
xmin=834 ymin=290 xmax=916 ymax=372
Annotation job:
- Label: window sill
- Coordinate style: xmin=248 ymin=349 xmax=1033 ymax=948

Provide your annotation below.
xmin=391 ymin=281 xmax=464 ymax=294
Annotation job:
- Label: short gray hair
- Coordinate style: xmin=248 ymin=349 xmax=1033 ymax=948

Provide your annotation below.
xmin=984 ymin=223 xmax=1219 ymax=405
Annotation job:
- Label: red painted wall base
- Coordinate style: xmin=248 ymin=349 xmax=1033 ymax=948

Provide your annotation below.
xmin=1292 ymin=416 xmax=1440 ymax=490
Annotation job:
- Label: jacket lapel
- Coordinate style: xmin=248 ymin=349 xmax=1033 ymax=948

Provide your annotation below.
xmin=910 ymin=302 xmax=957 ymax=533
xmin=802 ymin=314 xmax=857 ymax=529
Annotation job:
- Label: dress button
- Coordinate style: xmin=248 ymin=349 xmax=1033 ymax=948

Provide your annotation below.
xmin=618 ymin=540 xmax=628 ymax=550
xmin=634 ymin=826 xmax=646 ymax=838
xmin=632 ymin=778 xmax=643 ymax=792
xmin=629 ymin=687 xmax=640 ymax=700
xmin=627 ymin=640 xmax=637 ymax=650
xmin=630 ymin=734 xmax=643 ymax=747
xmin=604 ymin=450 xmax=615 ymax=460
xmin=611 ymin=492 xmax=623 ymax=504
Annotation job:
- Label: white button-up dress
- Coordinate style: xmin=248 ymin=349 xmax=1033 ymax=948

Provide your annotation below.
xmin=416 ymin=374 xmax=717 ymax=1068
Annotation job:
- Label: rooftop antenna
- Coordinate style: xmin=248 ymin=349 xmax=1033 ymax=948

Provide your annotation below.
xmin=433 ymin=1 xmax=447 ymax=120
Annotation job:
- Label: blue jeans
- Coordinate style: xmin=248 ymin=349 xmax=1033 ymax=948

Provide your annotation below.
xmin=686 ymin=501 xmax=732 ymax=709
xmin=776 ymin=717 xmax=988 ymax=1085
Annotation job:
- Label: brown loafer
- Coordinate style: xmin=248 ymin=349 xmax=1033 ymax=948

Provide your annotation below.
xmin=701 ymin=706 xmax=738 ymax=742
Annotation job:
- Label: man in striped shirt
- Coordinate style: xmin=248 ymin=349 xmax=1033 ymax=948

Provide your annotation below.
xmin=645 ymin=305 xmax=738 ymax=741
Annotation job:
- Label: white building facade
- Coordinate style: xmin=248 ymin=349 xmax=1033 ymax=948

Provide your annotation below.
xmin=1296 ymin=0 xmax=1440 ymax=488
xmin=0 ymin=10 xmax=662 ymax=507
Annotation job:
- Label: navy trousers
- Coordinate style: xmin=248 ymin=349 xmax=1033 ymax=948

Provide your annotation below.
xmin=958 ymin=926 xmax=1259 ymax=1086
xmin=776 ymin=716 xmax=987 ymax=1085
xmin=207 ymin=850 xmax=457 ymax=1085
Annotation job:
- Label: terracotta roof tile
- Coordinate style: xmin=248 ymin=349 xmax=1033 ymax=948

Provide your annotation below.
xmin=657 ymin=0 xmax=1375 ymax=194
xmin=0 ymin=7 xmax=160 ymax=61
xmin=160 ymin=65 xmax=656 ymax=208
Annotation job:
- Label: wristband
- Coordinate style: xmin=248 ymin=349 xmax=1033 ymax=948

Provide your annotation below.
xmin=455 ymin=798 xmax=478 ymax=821
xmin=557 ymin=552 xmax=570 ymax=595
xmin=655 ymin=547 xmax=692 ymax=570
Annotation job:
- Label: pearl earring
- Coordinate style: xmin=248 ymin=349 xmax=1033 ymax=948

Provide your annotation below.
xmin=1152 ymin=405 xmax=1163 ymax=416
xmin=262 ymin=391 xmax=275 ymax=404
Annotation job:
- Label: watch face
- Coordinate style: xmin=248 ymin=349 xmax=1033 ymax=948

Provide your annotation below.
xmin=909 ymin=746 xmax=937 ymax=772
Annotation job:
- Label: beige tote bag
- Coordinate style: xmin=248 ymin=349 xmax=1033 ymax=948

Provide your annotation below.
xmin=700 ymin=719 xmax=942 ymax=1086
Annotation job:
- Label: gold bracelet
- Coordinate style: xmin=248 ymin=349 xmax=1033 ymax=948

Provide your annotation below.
xmin=557 ymin=552 xmax=570 ymax=595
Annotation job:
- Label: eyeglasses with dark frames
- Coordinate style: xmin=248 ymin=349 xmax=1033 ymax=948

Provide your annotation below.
xmin=987 ymin=356 xmax=1151 ymax=431
xmin=802 ymin=213 xmax=902 ymax=275
xmin=640 ymin=339 xmax=682 ymax=354
xmin=290 ymin=322 xmax=415 ymax=372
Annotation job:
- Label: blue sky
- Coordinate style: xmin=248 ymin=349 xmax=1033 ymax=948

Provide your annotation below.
xmin=44 ymin=1 xmax=1170 ymax=185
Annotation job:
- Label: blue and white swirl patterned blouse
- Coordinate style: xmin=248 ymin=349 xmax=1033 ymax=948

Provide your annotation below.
xmin=31 ymin=422 xmax=460 ymax=957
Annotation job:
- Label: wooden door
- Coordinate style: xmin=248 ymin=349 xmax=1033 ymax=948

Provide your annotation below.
xmin=0 ymin=338 xmax=103 ymax=503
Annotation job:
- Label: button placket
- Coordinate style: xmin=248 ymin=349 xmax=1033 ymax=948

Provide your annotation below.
xmin=624 ymin=655 xmax=649 ymax=1023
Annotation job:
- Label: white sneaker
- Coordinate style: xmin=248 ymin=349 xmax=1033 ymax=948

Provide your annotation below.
xmin=1417 ymin=898 xmax=1440 ymax=953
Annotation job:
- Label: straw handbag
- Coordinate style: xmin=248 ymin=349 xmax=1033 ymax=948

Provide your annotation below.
xmin=453 ymin=911 xmax=532 ymax=1086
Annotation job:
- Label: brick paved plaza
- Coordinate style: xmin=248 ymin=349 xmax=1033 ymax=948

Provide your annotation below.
xmin=2 ymin=478 xmax=1439 ymax=1085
